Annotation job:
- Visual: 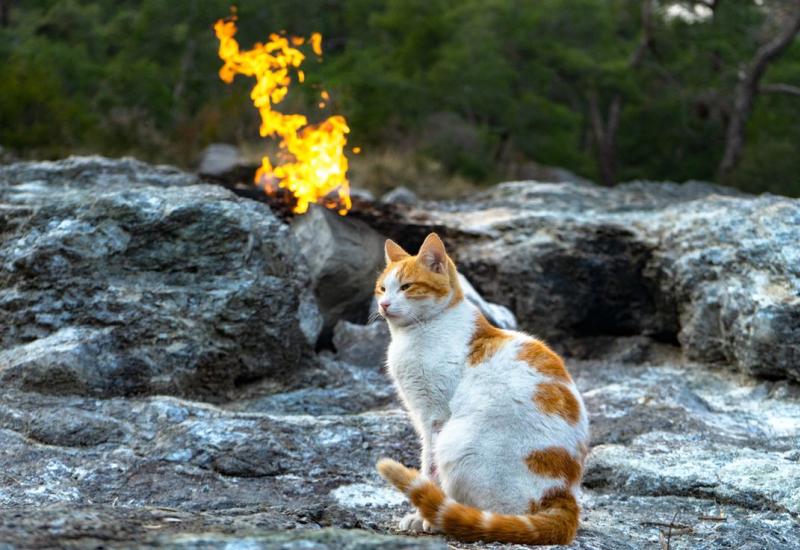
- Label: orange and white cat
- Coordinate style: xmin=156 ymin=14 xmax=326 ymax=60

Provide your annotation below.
xmin=375 ymin=233 xmax=589 ymax=545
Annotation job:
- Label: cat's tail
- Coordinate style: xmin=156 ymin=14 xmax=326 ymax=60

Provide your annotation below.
xmin=376 ymin=458 xmax=579 ymax=545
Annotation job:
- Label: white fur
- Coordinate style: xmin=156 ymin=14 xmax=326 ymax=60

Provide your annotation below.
xmin=382 ymin=273 xmax=589 ymax=526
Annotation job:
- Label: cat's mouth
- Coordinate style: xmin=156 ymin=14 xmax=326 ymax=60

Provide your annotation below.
xmin=382 ymin=311 xmax=401 ymax=320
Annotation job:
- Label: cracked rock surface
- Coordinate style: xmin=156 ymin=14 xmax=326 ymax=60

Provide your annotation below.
xmin=0 ymin=157 xmax=321 ymax=400
xmin=0 ymin=158 xmax=798 ymax=549
xmin=358 ymin=180 xmax=800 ymax=382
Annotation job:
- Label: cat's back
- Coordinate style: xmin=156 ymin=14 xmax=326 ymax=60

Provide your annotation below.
xmin=452 ymin=324 xmax=588 ymax=445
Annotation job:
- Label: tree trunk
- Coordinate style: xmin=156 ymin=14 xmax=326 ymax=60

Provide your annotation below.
xmin=0 ymin=0 xmax=10 ymax=27
xmin=717 ymin=3 xmax=800 ymax=177
xmin=588 ymin=92 xmax=621 ymax=186
xmin=587 ymin=0 xmax=654 ymax=186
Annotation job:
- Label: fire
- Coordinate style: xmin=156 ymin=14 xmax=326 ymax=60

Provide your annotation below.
xmin=213 ymin=15 xmax=352 ymax=215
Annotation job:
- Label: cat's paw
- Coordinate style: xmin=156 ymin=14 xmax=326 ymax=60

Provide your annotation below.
xmin=398 ymin=511 xmax=434 ymax=533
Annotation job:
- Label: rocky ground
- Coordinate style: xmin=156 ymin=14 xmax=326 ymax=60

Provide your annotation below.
xmin=0 ymin=157 xmax=798 ymax=549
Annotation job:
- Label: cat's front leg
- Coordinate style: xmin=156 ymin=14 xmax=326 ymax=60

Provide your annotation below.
xmin=421 ymin=419 xmax=444 ymax=482
xmin=399 ymin=423 xmax=443 ymax=534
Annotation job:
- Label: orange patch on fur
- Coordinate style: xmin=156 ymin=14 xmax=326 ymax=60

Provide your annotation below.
xmin=526 ymin=488 xmax=580 ymax=544
xmin=468 ymin=314 xmax=513 ymax=366
xmin=533 ymin=382 xmax=581 ymax=425
xmin=409 ymin=482 xmax=445 ymax=520
xmin=375 ymin=255 xmax=464 ymax=305
xmin=486 ymin=514 xmax=534 ymax=543
xmin=525 ymin=447 xmax=582 ymax=486
xmin=517 ymin=340 xmax=571 ymax=381
xmin=440 ymin=503 xmax=486 ymax=542
xmin=398 ymin=260 xmax=451 ymax=299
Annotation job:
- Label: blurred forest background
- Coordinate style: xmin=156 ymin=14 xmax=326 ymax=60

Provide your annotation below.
xmin=1 ymin=0 xmax=799 ymax=196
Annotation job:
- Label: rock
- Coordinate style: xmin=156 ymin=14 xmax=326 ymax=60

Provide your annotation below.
xmin=333 ymin=320 xmax=391 ymax=367
xmin=150 ymin=529 xmax=447 ymax=549
xmin=0 ymin=157 xmax=321 ymax=399
xmin=357 ymin=180 xmax=800 ymax=382
xmin=351 ymin=187 xmax=377 ymax=202
xmin=381 ymin=186 xmax=418 ymax=205
xmin=502 ymin=160 xmax=595 ymax=186
xmin=653 ymin=196 xmax=800 ymax=380
xmin=226 ymin=354 xmax=397 ymax=415
xmin=197 ymin=143 xmax=257 ymax=184
xmin=586 ymin=431 xmax=800 ymax=513
xmin=0 ymin=155 xmax=198 ymax=188
xmin=1 ymin=157 xmax=799 ymax=548
xmin=1 ymin=345 xmax=799 ymax=548
xmin=291 ymin=205 xmax=386 ymax=342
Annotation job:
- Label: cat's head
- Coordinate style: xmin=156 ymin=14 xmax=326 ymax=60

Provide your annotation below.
xmin=375 ymin=233 xmax=463 ymax=326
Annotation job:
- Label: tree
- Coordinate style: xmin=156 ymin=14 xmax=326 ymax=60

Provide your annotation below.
xmin=718 ymin=0 xmax=800 ymax=177
xmin=0 ymin=0 xmax=11 ymax=27
xmin=587 ymin=0 xmax=656 ymax=186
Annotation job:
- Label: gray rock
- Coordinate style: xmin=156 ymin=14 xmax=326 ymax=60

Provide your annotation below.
xmin=0 ymin=155 xmax=198 ymax=188
xmin=653 ymin=196 xmax=800 ymax=380
xmin=1 ymin=347 xmax=799 ymax=548
xmin=226 ymin=354 xmax=397 ymax=415
xmin=291 ymin=205 xmax=386 ymax=342
xmin=197 ymin=144 xmax=257 ymax=184
xmin=149 ymin=529 xmax=448 ymax=549
xmin=586 ymin=431 xmax=800 ymax=513
xmin=0 ymin=158 xmax=321 ymax=399
xmin=333 ymin=320 xmax=391 ymax=368
xmin=350 ymin=187 xmax=377 ymax=202
xmin=371 ymin=180 xmax=800 ymax=381
xmin=1 ymin=158 xmax=799 ymax=548
xmin=381 ymin=186 xmax=418 ymax=205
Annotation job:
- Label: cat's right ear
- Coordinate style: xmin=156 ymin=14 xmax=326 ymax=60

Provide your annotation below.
xmin=385 ymin=239 xmax=410 ymax=264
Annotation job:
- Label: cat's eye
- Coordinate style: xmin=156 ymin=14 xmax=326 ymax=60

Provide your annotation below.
xmin=379 ymin=286 xmax=386 ymax=292
xmin=400 ymin=283 xmax=413 ymax=291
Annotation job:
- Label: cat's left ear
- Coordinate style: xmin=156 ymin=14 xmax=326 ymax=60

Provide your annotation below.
xmin=417 ymin=233 xmax=447 ymax=274
xmin=385 ymin=239 xmax=410 ymax=264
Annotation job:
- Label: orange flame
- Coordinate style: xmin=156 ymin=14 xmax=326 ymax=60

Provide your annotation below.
xmin=214 ymin=16 xmax=352 ymax=215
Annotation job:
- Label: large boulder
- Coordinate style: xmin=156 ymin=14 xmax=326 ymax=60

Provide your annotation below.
xmin=0 ymin=154 xmax=199 ymax=188
xmin=291 ymin=205 xmax=387 ymax=342
xmin=0 ymin=157 xmax=321 ymax=400
xmin=357 ymin=181 xmax=800 ymax=382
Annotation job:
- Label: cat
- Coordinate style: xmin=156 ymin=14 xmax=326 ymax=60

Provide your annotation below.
xmin=374 ymin=233 xmax=589 ymax=545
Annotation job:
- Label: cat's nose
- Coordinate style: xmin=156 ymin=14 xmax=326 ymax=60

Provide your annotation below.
xmin=379 ymin=299 xmax=391 ymax=311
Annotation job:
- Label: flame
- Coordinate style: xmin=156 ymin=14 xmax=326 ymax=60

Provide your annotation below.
xmin=214 ymin=16 xmax=352 ymax=215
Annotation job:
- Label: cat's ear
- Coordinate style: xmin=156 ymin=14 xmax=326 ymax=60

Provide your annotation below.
xmin=384 ymin=239 xmax=410 ymax=264
xmin=417 ymin=233 xmax=447 ymax=273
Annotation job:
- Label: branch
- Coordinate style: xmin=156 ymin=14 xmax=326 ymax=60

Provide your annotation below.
xmin=760 ymin=82 xmax=800 ymax=97
xmin=718 ymin=4 xmax=800 ymax=175
xmin=630 ymin=0 xmax=656 ymax=68
xmin=745 ymin=4 xmax=800 ymax=87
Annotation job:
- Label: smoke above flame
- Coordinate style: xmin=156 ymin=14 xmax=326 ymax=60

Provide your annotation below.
xmin=214 ymin=14 xmax=352 ymax=215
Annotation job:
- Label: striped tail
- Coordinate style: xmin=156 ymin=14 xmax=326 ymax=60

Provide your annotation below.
xmin=376 ymin=458 xmax=579 ymax=545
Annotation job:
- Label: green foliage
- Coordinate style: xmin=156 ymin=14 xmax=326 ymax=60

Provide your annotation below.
xmin=1 ymin=0 xmax=798 ymax=195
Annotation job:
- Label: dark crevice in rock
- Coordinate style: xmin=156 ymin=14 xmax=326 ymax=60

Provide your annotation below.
xmin=455 ymin=224 xmax=682 ymax=357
